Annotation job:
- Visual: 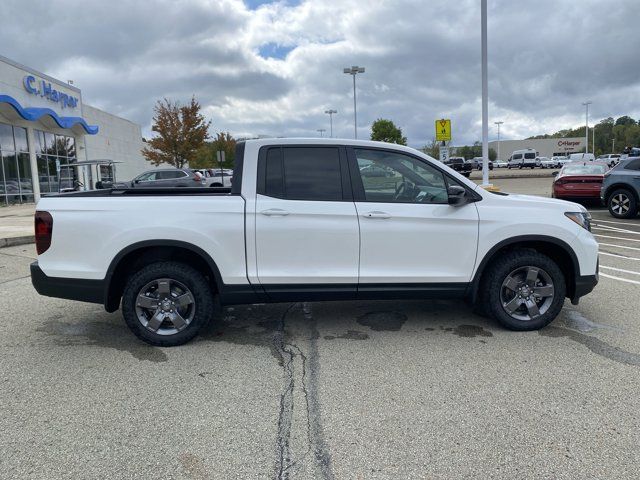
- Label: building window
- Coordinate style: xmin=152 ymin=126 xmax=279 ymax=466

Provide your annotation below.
xmin=34 ymin=129 xmax=77 ymax=194
xmin=0 ymin=123 xmax=33 ymax=205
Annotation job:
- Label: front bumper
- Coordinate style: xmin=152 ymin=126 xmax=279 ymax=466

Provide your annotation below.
xmin=31 ymin=261 xmax=105 ymax=304
xmin=570 ymin=260 xmax=599 ymax=305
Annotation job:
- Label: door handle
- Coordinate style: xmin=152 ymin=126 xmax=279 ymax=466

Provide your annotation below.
xmin=362 ymin=211 xmax=391 ymax=219
xmin=261 ymin=208 xmax=290 ymax=216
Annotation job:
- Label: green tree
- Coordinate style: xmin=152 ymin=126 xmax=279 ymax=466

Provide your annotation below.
xmin=192 ymin=132 xmax=237 ymax=170
xmin=142 ymin=97 xmax=211 ymax=168
xmin=615 ymin=115 xmax=637 ymax=126
xmin=370 ymin=118 xmax=407 ymax=145
xmin=422 ymin=138 xmax=440 ymax=158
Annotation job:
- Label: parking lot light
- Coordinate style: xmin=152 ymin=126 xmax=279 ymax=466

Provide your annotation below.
xmin=324 ymin=109 xmax=337 ymax=137
xmin=343 ymin=66 xmax=365 ymax=139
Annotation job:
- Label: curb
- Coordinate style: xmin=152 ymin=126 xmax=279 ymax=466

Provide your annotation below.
xmin=0 ymin=235 xmax=35 ymax=248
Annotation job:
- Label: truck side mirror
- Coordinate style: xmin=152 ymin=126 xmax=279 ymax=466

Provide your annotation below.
xmin=448 ymin=185 xmax=467 ymax=206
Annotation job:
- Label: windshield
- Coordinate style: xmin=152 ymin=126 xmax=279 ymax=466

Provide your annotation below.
xmin=562 ymin=164 xmax=606 ymax=175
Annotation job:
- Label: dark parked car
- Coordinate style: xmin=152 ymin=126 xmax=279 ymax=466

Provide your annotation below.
xmin=552 ymin=161 xmax=608 ymax=202
xmin=601 ymin=157 xmax=640 ymax=218
xmin=466 ymin=157 xmax=493 ymax=171
xmin=442 ymin=156 xmax=472 ymax=177
xmin=123 ymin=169 xmax=206 ymax=188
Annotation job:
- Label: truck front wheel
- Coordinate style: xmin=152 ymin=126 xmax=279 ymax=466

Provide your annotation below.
xmin=480 ymin=250 xmax=566 ymax=331
xmin=121 ymin=261 xmax=215 ymax=346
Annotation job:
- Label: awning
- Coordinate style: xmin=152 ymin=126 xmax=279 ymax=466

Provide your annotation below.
xmin=0 ymin=94 xmax=98 ymax=134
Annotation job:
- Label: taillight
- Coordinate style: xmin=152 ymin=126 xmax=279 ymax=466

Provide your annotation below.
xmin=34 ymin=211 xmax=53 ymax=255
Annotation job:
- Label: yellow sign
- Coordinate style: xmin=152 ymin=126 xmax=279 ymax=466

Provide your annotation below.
xmin=435 ymin=119 xmax=451 ymax=141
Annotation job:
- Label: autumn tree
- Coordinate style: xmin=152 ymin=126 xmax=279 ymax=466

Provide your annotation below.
xmin=191 ymin=132 xmax=237 ymax=169
xmin=370 ymin=118 xmax=407 ymax=145
xmin=142 ymin=97 xmax=211 ymax=168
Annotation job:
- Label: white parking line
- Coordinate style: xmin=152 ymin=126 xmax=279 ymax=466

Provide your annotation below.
xmin=599 ymin=251 xmax=640 ymax=261
xmin=593 ymin=234 xmax=640 ymax=243
xmin=600 ymin=272 xmax=640 ymax=285
xmin=592 ymin=225 xmax=640 ymax=235
xmin=599 ymin=243 xmax=640 ymax=252
xmin=591 ymin=218 xmax=640 ymax=228
xmin=600 ymin=265 xmax=640 ymax=276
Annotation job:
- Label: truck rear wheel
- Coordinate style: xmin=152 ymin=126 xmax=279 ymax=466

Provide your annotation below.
xmin=121 ymin=261 xmax=215 ymax=346
xmin=480 ymin=249 xmax=566 ymax=331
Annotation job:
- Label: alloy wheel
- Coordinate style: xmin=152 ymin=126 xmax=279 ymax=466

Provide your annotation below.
xmin=135 ymin=278 xmax=196 ymax=335
xmin=611 ymin=194 xmax=630 ymax=215
xmin=500 ymin=266 xmax=555 ymax=321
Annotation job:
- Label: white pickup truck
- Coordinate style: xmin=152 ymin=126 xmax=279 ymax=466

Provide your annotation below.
xmin=31 ymin=139 xmax=599 ymax=346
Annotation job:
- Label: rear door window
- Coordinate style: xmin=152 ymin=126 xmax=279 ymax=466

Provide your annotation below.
xmin=624 ymin=159 xmax=640 ymax=171
xmin=524 ymin=153 xmax=536 ymax=159
xmin=260 ymin=146 xmax=343 ymax=201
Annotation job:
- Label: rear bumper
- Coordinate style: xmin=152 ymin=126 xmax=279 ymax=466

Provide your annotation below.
xmin=31 ymin=261 xmax=104 ymax=304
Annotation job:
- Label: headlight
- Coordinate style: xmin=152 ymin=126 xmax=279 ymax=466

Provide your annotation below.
xmin=565 ymin=211 xmax=592 ymax=231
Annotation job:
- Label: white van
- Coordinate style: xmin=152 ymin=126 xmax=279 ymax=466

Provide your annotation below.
xmin=507 ymin=149 xmax=538 ymax=169
xmin=568 ymin=153 xmax=596 ymax=162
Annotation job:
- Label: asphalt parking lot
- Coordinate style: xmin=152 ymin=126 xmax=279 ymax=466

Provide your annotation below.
xmin=2 ymin=176 xmax=640 ymax=479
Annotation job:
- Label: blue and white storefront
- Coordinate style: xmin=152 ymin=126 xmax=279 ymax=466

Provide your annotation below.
xmin=0 ymin=55 xmax=148 ymax=204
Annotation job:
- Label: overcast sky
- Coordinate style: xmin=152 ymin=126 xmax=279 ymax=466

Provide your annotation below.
xmin=2 ymin=0 xmax=639 ymax=147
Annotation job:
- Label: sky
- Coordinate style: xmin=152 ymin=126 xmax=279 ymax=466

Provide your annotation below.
xmin=1 ymin=0 xmax=639 ymax=147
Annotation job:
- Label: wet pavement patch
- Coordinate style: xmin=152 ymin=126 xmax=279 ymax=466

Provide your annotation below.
xmin=37 ymin=318 xmax=168 ymax=363
xmin=561 ymin=308 xmax=622 ymax=333
xmin=324 ymin=330 xmax=369 ymax=341
xmin=357 ymin=311 xmax=407 ymax=331
xmin=540 ymin=326 xmax=640 ymax=367
xmin=199 ymin=305 xmax=289 ymax=365
xmin=440 ymin=325 xmax=493 ymax=338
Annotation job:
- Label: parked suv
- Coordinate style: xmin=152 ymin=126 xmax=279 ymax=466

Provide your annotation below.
xmin=467 ymin=157 xmax=493 ymax=171
xmin=442 ymin=156 xmax=472 ymax=177
xmin=127 ymin=169 xmax=205 ymax=188
xmin=601 ymin=157 xmax=640 ymax=218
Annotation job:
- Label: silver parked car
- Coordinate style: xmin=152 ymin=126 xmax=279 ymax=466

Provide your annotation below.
xmin=125 ymin=169 xmax=206 ymax=188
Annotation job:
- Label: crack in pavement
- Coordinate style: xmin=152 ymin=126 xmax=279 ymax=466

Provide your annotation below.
xmin=272 ymin=303 xmax=333 ymax=480
xmin=0 ymin=274 xmax=30 ymax=285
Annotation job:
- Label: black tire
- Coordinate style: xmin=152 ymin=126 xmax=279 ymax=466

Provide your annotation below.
xmin=462 ymin=172 xmax=471 ymax=178
xmin=480 ymin=249 xmax=566 ymax=331
xmin=518 ymin=165 xmax=523 ymax=170
xmin=122 ymin=261 xmax=215 ymax=346
xmin=607 ymin=188 xmax=638 ymax=219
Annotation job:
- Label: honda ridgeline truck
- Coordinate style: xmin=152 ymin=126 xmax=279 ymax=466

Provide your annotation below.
xmin=31 ymin=139 xmax=599 ymax=346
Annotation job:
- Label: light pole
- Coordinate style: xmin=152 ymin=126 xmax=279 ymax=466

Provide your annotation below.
xmin=612 ymin=137 xmax=615 ymax=154
xmin=343 ymin=66 xmax=365 ymax=139
xmin=481 ymin=0 xmax=489 ymax=186
xmin=317 ymin=129 xmax=326 ymax=138
xmin=582 ymin=101 xmax=592 ymax=154
xmin=324 ymin=109 xmax=337 ymax=137
xmin=494 ymin=121 xmax=504 ymax=162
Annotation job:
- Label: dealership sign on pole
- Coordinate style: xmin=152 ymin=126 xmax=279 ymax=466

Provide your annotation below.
xmin=435 ymin=119 xmax=451 ymax=142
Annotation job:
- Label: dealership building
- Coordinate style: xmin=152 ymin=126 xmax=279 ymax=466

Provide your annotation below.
xmin=488 ymin=137 xmax=586 ymax=161
xmin=0 ymin=55 xmax=149 ymax=204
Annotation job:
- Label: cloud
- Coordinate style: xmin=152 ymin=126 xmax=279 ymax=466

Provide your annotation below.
xmin=1 ymin=0 xmax=639 ymax=146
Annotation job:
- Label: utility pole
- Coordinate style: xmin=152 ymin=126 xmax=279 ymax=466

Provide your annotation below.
xmin=612 ymin=137 xmax=615 ymax=154
xmin=582 ymin=101 xmax=592 ymax=154
xmin=324 ymin=109 xmax=337 ymax=137
xmin=494 ymin=121 xmax=504 ymax=161
xmin=343 ymin=66 xmax=365 ymax=139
